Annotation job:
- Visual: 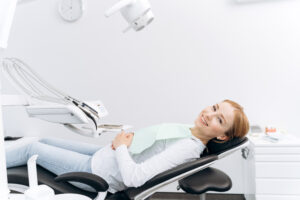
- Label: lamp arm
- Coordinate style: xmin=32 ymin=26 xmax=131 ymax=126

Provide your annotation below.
xmin=105 ymin=0 xmax=136 ymax=17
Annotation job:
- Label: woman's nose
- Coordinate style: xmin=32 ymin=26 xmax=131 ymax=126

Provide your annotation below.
xmin=205 ymin=113 xmax=212 ymax=121
xmin=206 ymin=112 xmax=216 ymax=121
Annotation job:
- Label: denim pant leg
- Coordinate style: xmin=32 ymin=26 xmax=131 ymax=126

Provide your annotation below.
xmin=6 ymin=141 xmax=95 ymax=191
xmin=39 ymin=138 xmax=102 ymax=156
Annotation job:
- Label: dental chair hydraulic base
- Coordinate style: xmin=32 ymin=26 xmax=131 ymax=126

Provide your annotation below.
xmin=6 ymin=137 xmax=248 ymax=200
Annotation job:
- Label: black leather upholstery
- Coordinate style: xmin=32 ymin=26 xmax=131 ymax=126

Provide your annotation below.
xmin=202 ymin=137 xmax=248 ymax=156
xmin=4 ymin=136 xmax=22 ymax=141
xmin=124 ymin=137 xmax=248 ymax=199
xmin=178 ymin=167 xmax=232 ymax=194
xmin=7 ymin=165 xmax=98 ymax=199
xmin=124 ymin=155 xmax=217 ymax=199
xmin=55 ymin=172 xmax=109 ymax=192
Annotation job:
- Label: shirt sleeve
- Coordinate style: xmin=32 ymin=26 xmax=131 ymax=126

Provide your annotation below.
xmin=115 ymin=139 xmax=203 ymax=187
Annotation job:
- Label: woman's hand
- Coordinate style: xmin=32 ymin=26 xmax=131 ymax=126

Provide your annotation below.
xmin=111 ymin=131 xmax=134 ymax=150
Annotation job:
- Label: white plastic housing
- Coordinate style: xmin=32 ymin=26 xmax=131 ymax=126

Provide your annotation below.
xmin=0 ymin=0 xmax=18 ymax=48
xmin=27 ymin=155 xmax=38 ymax=188
xmin=105 ymin=0 xmax=135 ymax=17
xmin=105 ymin=0 xmax=154 ymax=32
xmin=26 ymin=104 xmax=89 ymax=124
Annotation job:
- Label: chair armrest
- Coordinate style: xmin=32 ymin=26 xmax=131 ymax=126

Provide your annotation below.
xmin=54 ymin=172 xmax=109 ymax=192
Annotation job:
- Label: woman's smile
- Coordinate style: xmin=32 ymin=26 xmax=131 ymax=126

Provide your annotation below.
xmin=199 ymin=114 xmax=208 ymax=126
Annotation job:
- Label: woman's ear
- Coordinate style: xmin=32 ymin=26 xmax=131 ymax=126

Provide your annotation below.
xmin=217 ymin=135 xmax=228 ymax=141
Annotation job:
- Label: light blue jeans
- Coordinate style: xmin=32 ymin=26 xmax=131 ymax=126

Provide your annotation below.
xmin=6 ymin=137 xmax=102 ymax=191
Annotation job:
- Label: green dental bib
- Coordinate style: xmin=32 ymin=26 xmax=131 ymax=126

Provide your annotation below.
xmin=129 ymin=123 xmax=193 ymax=154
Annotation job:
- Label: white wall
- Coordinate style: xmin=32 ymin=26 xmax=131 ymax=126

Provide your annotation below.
xmin=2 ymin=0 xmax=300 ymax=194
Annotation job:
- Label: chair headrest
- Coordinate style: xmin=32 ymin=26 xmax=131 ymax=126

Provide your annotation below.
xmin=202 ymin=137 xmax=248 ymax=156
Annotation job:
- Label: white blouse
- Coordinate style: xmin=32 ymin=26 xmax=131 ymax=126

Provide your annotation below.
xmin=91 ymin=135 xmax=205 ymax=193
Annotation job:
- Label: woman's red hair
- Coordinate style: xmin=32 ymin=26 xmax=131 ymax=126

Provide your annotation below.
xmin=223 ymin=99 xmax=249 ymax=139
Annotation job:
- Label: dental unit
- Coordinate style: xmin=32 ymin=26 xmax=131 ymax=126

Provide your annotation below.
xmin=0 ymin=0 xmax=250 ymax=200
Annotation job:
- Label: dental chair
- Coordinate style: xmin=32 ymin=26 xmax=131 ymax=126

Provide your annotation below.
xmin=2 ymin=58 xmax=249 ymax=199
xmin=6 ymin=136 xmax=249 ymax=200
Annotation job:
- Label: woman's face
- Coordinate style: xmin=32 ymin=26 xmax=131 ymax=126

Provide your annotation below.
xmin=195 ymin=102 xmax=235 ymax=140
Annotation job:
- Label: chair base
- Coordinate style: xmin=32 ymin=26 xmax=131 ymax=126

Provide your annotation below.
xmin=199 ymin=193 xmax=206 ymax=200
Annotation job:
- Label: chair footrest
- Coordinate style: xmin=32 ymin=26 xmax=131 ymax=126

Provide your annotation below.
xmin=178 ymin=167 xmax=232 ymax=194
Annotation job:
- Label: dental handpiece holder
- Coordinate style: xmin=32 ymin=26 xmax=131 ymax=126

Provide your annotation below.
xmin=22 ymin=155 xmax=91 ymax=200
xmin=105 ymin=0 xmax=154 ymax=32
xmin=24 ymin=155 xmax=55 ymax=200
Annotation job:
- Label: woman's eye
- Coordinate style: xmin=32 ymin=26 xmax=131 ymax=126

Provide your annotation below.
xmin=213 ymin=105 xmax=216 ymax=111
xmin=218 ymin=118 xmax=222 ymax=124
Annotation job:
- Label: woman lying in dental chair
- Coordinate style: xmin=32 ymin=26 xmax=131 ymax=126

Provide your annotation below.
xmin=5 ymin=99 xmax=249 ymax=194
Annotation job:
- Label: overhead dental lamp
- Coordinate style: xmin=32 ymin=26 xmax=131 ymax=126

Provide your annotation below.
xmin=0 ymin=0 xmax=154 ymax=49
xmin=105 ymin=0 xmax=154 ymax=32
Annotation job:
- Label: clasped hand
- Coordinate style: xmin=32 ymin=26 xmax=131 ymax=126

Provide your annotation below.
xmin=111 ymin=131 xmax=134 ymax=150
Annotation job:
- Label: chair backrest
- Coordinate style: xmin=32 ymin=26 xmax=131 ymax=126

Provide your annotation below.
xmin=201 ymin=137 xmax=248 ymax=156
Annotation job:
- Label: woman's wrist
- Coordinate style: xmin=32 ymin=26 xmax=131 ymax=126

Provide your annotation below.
xmin=114 ymin=144 xmax=128 ymax=153
xmin=112 ymin=132 xmax=134 ymax=150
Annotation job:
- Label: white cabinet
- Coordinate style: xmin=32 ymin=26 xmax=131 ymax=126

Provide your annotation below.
xmin=244 ymin=134 xmax=300 ymax=200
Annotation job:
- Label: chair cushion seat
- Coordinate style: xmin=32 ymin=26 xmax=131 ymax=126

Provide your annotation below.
xmin=178 ymin=167 xmax=232 ymax=194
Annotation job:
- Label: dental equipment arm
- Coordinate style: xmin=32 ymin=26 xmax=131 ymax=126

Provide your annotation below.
xmin=2 ymin=58 xmax=131 ymax=137
xmin=0 ymin=57 xmax=130 ymax=200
